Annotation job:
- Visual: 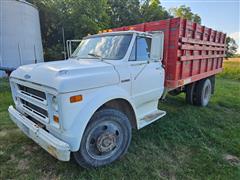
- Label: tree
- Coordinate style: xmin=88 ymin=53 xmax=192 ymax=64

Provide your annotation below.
xmin=26 ymin=0 xmax=173 ymax=60
xmin=141 ymin=0 xmax=171 ymax=22
xmin=226 ymin=37 xmax=238 ymax=58
xmin=27 ymin=0 xmax=62 ymax=59
xmin=28 ymin=0 xmax=110 ymax=60
xmin=107 ymin=0 xmax=142 ymax=27
xmin=170 ymin=5 xmax=201 ymax=24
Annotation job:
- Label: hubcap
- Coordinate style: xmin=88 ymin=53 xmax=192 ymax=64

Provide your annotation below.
xmin=202 ymin=80 xmax=212 ymax=106
xmin=204 ymin=84 xmax=211 ymax=101
xmin=85 ymin=121 xmax=123 ymax=160
xmin=96 ymin=132 xmax=117 ymax=153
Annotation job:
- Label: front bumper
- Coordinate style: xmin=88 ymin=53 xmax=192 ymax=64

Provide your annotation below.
xmin=8 ymin=106 xmax=70 ymax=161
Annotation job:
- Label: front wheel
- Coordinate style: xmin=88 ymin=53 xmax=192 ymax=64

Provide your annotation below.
xmin=73 ymin=109 xmax=132 ymax=168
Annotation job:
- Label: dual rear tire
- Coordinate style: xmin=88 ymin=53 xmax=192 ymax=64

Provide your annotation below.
xmin=185 ymin=78 xmax=213 ymax=107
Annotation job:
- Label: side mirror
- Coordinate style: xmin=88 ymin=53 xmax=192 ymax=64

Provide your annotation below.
xmin=150 ymin=31 xmax=164 ymax=62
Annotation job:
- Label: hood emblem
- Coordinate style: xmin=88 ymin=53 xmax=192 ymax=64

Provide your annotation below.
xmin=24 ymin=74 xmax=31 ymax=79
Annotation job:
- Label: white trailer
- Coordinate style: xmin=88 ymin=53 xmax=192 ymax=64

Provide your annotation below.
xmin=0 ymin=0 xmax=43 ymax=77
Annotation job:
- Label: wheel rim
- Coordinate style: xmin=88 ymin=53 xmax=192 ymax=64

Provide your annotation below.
xmin=85 ymin=120 xmax=124 ymax=160
xmin=203 ymin=82 xmax=211 ymax=104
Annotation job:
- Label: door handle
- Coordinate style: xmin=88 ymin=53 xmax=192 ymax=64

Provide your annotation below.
xmin=155 ymin=67 xmax=161 ymax=70
xmin=130 ymin=62 xmax=148 ymax=66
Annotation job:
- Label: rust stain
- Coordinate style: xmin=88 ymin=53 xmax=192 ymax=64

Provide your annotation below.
xmin=47 ymin=145 xmax=58 ymax=159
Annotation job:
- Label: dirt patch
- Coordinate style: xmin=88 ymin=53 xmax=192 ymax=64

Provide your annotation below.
xmin=0 ymin=131 xmax=7 ymax=137
xmin=22 ymin=144 xmax=39 ymax=155
xmin=8 ymin=154 xmax=17 ymax=163
xmin=223 ymin=154 xmax=240 ymax=166
xmin=159 ymin=170 xmax=176 ymax=180
xmin=40 ymin=174 xmax=61 ymax=180
xmin=17 ymin=159 xmax=29 ymax=170
xmin=0 ymin=129 xmax=21 ymax=137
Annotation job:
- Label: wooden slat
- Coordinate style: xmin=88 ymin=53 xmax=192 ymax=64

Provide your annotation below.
xmin=181 ymin=37 xmax=226 ymax=47
xmin=181 ymin=44 xmax=226 ymax=51
xmin=180 ymin=54 xmax=225 ymax=61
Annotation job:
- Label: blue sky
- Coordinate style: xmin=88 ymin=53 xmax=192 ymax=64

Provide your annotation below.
xmin=161 ymin=0 xmax=240 ymax=53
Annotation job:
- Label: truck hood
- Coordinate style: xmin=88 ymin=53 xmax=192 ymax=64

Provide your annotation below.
xmin=10 ymin=59 xmax=119 ymax=93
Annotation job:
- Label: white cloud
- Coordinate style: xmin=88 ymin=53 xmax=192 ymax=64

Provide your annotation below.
xmin=229 ymin=32 xmax=240 ymax=54
xmin=229 ymin=32 xmax=240 ymax=41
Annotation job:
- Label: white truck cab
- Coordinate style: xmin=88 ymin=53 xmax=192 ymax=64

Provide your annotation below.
xmin=8 ymin=31 xmax=166 ymax=168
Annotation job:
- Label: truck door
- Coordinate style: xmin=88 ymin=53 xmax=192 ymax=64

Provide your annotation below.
xmin=128 ymin=33 xmax=164 ymax=107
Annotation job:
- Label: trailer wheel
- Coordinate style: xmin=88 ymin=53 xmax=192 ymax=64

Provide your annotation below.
xmin=195 ymin=78 xmax=212 ymax=107
xmin=73 ymin=108 xmax=132 ymax=168
xmin=185 ymin=83 xmax=196 ymax=105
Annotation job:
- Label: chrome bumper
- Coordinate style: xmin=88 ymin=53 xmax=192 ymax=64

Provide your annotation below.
xmin=8 ymin=106 xmax=70 ymax=161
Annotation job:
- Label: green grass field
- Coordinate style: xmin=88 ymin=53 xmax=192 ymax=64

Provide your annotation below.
xmin=0 ymin=60 xmax=240 ymax=179
xmin=218 ymin=59 xmax=240 ymax=81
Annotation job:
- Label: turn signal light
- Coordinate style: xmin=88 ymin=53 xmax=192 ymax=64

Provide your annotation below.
xmin=70 ymin=95 xmax=83 ymax=103
xmin=53 ymin=115 xmax=59 ymax=123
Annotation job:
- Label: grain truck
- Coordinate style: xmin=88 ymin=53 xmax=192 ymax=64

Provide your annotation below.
xmin=8 ymin=18 xmax=226 ymax=168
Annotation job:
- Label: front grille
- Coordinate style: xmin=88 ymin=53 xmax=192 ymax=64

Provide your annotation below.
xmin=21 ymin=99 xmax=48 ymax=118
xmin=15 ymin=83 xmax=49 ymax=123
xmin=18 ymin=84 xmax=46 ymax=101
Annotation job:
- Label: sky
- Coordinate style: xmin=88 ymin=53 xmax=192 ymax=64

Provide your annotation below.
xmin=161 ymin=0 xmax=240 ymax=53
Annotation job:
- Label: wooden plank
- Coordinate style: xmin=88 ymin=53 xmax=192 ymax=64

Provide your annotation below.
xmin=181 ymin=37 xmax=226 ymax=47
xmin=180 ymin=54 xmax=225 ymax=61
xmin=181 ymin=44 xmax=226 ymax=51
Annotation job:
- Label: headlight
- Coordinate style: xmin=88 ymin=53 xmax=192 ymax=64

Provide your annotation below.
xmin=52 ymin=96 xmax=58 ymax=111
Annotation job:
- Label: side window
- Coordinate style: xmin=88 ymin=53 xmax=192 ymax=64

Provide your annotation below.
xmin=137 ymin=37 xmax=151 ymax=61
xmin=129 ymin=37 xmax=151 ymax=61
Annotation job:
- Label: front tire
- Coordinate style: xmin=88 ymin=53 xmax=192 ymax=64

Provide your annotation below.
xmin=73 ymin=108 xmax=132 ymax=168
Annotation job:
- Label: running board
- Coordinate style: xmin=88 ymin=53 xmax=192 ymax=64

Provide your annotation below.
xmin=138 ymin=110 xmax=166 ymax=129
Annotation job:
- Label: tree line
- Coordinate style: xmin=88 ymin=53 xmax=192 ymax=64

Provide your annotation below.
xmin=28 ymin=0 xmax=236 ymax=60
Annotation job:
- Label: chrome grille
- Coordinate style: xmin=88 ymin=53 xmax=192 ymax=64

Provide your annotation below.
xmin=21 ymin=99 xmax=48 ymax=118
xmin=15 ymin=83 xmax=49 ymax=124
xmin=18 ymin=84 xmax=46 ymax=101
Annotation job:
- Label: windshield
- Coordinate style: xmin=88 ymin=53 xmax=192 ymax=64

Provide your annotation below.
xmin=72 ymin=34 xmax=132 ymax=60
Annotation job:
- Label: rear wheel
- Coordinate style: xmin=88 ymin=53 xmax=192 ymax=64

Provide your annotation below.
xmin=73 ymin=108 xmax=132 ymax=168
xmin=185 ymin=83 xmax=196 ymax=105
xmin=195 ymin=78 xmax=212 ymax=106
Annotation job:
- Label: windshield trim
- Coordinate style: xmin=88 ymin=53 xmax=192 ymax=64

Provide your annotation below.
xmin=83 ymin=31 xmax=135 ymax=40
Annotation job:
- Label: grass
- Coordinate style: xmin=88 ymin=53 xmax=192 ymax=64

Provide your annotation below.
xmin=218 ymin=58 xmax=240 ymax=81
xmin=0 ymin=60 xmax=240 ymax=179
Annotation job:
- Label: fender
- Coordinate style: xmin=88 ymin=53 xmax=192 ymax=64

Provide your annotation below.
xmin=59 ymin=85 xmax=136 ymax=151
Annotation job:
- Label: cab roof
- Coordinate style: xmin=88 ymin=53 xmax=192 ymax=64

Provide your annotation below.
xmin=84 ymin=30 xmax=152 ymax=39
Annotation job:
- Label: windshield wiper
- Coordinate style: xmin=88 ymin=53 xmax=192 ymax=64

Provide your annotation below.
xmin=88 ymin=53 xmax=103 ymax=61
